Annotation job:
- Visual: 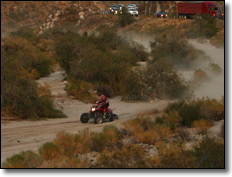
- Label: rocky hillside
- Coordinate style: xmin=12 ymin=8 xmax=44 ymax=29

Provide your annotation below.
xmin=1 ymin=1 xmax=133 ymax=35
xmin=1 ymin=1 xmax=224 ymax=36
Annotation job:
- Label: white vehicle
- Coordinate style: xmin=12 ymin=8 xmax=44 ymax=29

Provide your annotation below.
xmin=128 ymin=4 xmax=137 ymax=10
xmin=127 ymin=8 xmax=138 ymax=16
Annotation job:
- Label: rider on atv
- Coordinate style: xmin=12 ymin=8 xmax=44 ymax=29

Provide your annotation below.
xmin=98 ymin=94 xmax=109 ymax=115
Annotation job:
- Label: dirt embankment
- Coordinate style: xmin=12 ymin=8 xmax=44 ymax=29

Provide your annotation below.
xmin=1 ymin=70 xmax=170 ymax=164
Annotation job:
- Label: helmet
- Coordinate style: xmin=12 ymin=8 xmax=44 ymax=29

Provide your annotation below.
xmin=100 ymin=94 xmax=106 ymax=101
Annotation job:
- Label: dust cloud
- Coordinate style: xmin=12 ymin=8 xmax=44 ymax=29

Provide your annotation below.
xmin=188 ymin=40 xmax=224 ymax=100
xmin=119 ymin=31 xmax=224 ymax=100
xmin=118 ymin=30 xmax=155 ymax=52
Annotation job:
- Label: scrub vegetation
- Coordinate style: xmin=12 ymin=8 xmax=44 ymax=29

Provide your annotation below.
xmin=2 ymin=97 xmax=224 ymax=168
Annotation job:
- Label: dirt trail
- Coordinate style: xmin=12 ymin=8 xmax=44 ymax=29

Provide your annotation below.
xmin=1 ymin=70 xmax=170 ymax=164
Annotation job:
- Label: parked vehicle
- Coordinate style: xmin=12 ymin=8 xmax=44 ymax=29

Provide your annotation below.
xmin=80 ymin=102 xmax=118 ymax=124
xmin=114 ymin=7 xmax=122 ymax=15
xmin=117 ymin=4 xmax=124 ymax=11
xmin=128 ymin=4 xmax=137 ymax=10
xmin=154 ymin=12 xmax=167 ymax=18
xmin=128 ymin=8 xmax=139 ymax=16
xmin=178 ymin=1 xmax=223 ymax=19
xmin=110 ymin=5 xmax=117 ymax=13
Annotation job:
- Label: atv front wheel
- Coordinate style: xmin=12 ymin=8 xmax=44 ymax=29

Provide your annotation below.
xmin=80 ymin=113 xmax=89 ymax=123
xmin=109 ymin=114 xmax=118 ymax=122
xmin=94 ymin=115 xmax=103 ymax=124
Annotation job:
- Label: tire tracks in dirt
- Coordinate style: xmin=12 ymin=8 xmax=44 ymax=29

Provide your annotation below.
xmin=1 ymin=70 xmax=170 ymax=164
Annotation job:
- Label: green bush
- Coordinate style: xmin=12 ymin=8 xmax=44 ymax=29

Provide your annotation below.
xmin=130 ymin=41 xmax=149 ymax=61
xmin=34 ymin=96 xmax=67 ymax=118
xmin=150 ymin=28 xmax=209 ymax=68
xmin=155 ymin=116 xmax=165 ymax=125
xmin=117 ymin=9 xmax=136 ymax=27
xmin=208 ymin=63 xmax=222 ymax=75
xmin=143 ymin=61 xmax=188 ymax=99
xmin=65 ymin=80 xmax=97 ymax=103
xmin=2 ymin=151 xmax=43 ymax=168
xmin=94 ymin=144 xmax=146 ymax=168
xmin=192 ymin=138 xmax=224 ymax=168
xmin=186 ymin=14 xmax=219 ymax=39
xmin=164 ymin=100 xmax=185 ymax=114
xmin=55 ymin=28 xmax=141 ymax=99
xmin=11 ymin=27 xmax=38 ymax=43
xmin=39 ymin=142 xmax=60 ymax=161
xmin=94 ymin=83 xmax=114 ymax=98
xmin=1 ymin=38 xmax=66 ymax=119
xmin=121 ymin=70 xmax=145 ymax=101
xmin=2 ymin=36 xmax=52 ymax=78
xmin=179 ymin=102 xmax=207 ymax=127
xmin=90 ymin=126 xmax=123 ymax=152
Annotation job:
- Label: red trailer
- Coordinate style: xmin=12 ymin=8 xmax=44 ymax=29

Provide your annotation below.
xmin=178 ymin=1 xmax=223 ymax=19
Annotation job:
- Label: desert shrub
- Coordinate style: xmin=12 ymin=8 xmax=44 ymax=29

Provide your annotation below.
xmin=123 ymin=117 xmax=171 ymax=144
xmin=122 ymin=60 xmax=188 ymax=101
xmin=208 ymin=63 xmax=222 ymax=75
xmin=193 ymin=69 xmax=210 ymax=83
xmin=90 ymin=126 xmax=123 ymax=152
xmin=55 ymin=29 xmax=140 ymax=98
xmin=155 ymin=116 xmax=165 ymax=125
xmin=65 ymin=6 xmax=77 ymax=14
xmin=163 ymin=98 xmax=224 ymax=128
xmin=186 ymin=15 xmax=219 ymax=39
xmin=36 ymin=83 xmax=51 ymax=97
xmin=53 ymin=131 xmax=76 ymax=157
xmin=143 ymin=61 xmax=188 ymax=99
xmin=155 ymin=113 xmax=181 ymax=131
xmin=74 ymin=129 xmax=93 ymax=154
xmin=94 ymin=83 xmax=114 ymax=98
xmin=34 ymin=96 xmax=66 ymax=118
xmin=117 ymin=9 xmax=136 ymax=27
xmin=39 ymin=142 xmax=60 ymax=161
xmin=65 ymin=80 xmax=98 ymax=103
xmin=210 ymin=30 xmax=224 ymax=48
xmin=179 ymin=101 xmax=207 ymax=127
xmin=192 ymin=138 xmax=224 ymax=168
xmin=150 ymin=28 xmax=209 ymax=68
xmin=2 ymin=151 xmax=43 ymax=168
xmin=220 ymin=123 xmax=224 ymax=140
xmin=1 ymin=39 xmax=66 ymax=119
xmin=164 ymin=100 xmax=185 ymax=114
xmin=130 ymin=41 xmax=149 ymax=61
xmin=94 ymin=144 xmax=146 ymax=168
xmin=7 ymin=10 xmax=27 ymax=21
xmin=96 ymin=25 xmax=122 ymax=50
xmin=32 ymin=54 xmax=51 ymax=77
xmin=39 ymin=27 xmax=65 ymax=40
xmin=2 ymin=37 xmax=52 ymax=78
xmin=150 ymin=142 xmax=195 ymax=168
xmin=200 ymin=98 xmax=224 ymax=121
xmin=11 ymin=27 xmax=38 ymax=43
xmin=193 ymin=119 xmax=212 ymax=134
xmin=121 ymin=70 xmax=145 ymax=101
xmin=175 ymin=127 xmax=190 ymax=140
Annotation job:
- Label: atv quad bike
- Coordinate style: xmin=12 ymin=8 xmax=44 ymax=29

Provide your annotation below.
xmin=80 ymin=102 xmax=118 ymax=124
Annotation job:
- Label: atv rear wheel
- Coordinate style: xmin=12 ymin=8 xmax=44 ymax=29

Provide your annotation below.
xmin=80 ymin=113 xmax=89 ymax=123
xmin=109 ymin=114 xmax=118 ymax=122
xmin=94 ymin=115 xmax=103 ymax=124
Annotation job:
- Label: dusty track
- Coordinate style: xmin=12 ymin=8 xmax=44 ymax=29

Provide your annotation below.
xmin=1 ymin=70 xmax=170 ymax=164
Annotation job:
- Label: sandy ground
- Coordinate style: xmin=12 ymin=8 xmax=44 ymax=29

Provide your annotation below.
xmin=1 ymin=70 xmax=170 ymax=164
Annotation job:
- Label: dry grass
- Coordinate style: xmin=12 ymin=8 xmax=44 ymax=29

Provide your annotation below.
xmin=193 ymin=119 xmax=212 ymax=135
